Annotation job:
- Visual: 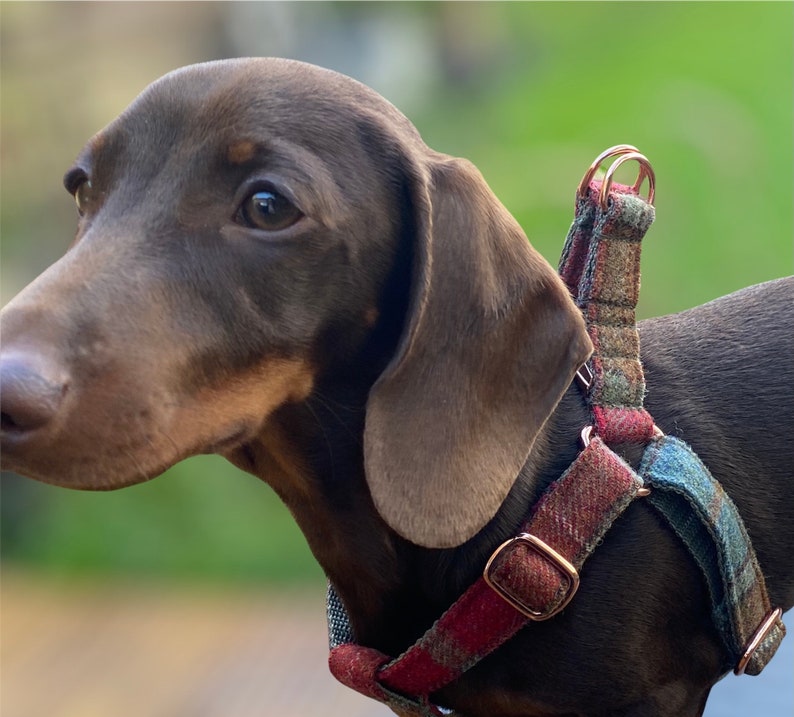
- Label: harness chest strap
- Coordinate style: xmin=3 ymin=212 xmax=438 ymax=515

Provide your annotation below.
xmin=562 ymin=163 xmax=785 ymax=676
xmin=328 ymin=431 xmax=787 ymax=713
xmin=640 ymin=435 xmax=785 ymax=676
xmin=329 ymin=435 xmax=646 ymax=712
xmin=327 ymin=150 xmax=785 ymax=714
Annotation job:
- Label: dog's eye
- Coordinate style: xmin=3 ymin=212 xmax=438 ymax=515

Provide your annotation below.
xmin=74 ymin=179 xmax=93 ymax=217
xmin=238 ymin=189 xmax=302 ymax=232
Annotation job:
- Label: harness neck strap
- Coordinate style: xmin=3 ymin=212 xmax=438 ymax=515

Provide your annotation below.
xmin=328 ymin=436 xmax=644 ymax=715
xmin=327 ymin=167 xmax=658 ymax=715
xmin=326 ymin=148 xmax=785 ymax=714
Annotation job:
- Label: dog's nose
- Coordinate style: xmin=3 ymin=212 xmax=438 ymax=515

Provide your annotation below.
xmin=0 ymin=355 xmax=68 ymax=434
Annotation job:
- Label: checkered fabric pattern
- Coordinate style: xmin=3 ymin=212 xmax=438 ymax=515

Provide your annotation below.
xmin=327 ymin=156 xmax=785 ymax=713
xmin=328 ymin=437 xmax=645 ymax=714
xmin=641 ymin=435 xmax=785 ymax=675
xmin=560 ymin=182 xmax=656 ymax=445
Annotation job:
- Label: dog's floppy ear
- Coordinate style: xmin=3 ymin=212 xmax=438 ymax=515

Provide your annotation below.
xmin=364 ymin=155 xmax=592 ymax=548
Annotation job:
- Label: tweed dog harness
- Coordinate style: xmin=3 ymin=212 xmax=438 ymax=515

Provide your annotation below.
xmin=327 ymin=146 xmax=785 ymax=715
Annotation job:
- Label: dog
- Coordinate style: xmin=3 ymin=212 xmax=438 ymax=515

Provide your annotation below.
xmin=1 ymin=58 xmax=791 ymax=717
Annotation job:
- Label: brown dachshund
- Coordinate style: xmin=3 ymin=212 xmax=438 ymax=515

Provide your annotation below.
xmin=1 ymin=58 xmax=791 ymax=717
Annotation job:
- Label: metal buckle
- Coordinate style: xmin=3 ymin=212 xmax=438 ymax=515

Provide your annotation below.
xmin=734 ymin=607 xmax=783 ymax=675
xmin=575 ymin=363 xmax=594 ymax=391
xmin=483 ymin=533 xmax=580 ymax=621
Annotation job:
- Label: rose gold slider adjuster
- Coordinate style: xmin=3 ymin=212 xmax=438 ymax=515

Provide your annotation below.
xmin=483 ymin=533 xmax=580 ymax=621
xmin=734 ymin=607 xmax=783 ymax=675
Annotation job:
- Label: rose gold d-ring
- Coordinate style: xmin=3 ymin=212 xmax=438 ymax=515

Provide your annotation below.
xmin=577 ymin=144 xmax=640 ymax=199
xmin=598 ymin=152 xmax=656 ymax=210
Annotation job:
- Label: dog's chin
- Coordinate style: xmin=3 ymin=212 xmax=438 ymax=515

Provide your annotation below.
xmin=1 ymin=416 xmax=263 ymax=490
xmin=1 ymin=444 xmax=176 ymax=491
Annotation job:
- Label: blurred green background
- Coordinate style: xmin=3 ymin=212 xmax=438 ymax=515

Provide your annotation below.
xmin=1 ymin=1 xmax=792 ymax=587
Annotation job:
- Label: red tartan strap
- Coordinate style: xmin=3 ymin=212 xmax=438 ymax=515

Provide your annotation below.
xmin=329 ymin=437 xmax=645 ymax=705
xmin=329 ymin=148 xmax=659 ymax=710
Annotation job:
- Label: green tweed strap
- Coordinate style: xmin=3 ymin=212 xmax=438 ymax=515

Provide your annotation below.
xmin=583 ymin=188 xmax=656 ymax=442
xmin=562 ymin=147 xmax=785 ymax=677
xmin=325 ymin=149 xmax=785 ymax=716
xmin=640 ymin=435 xmax=785 ymax=675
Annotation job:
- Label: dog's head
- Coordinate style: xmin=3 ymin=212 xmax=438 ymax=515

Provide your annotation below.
xmin=0 ymin=58 xmax=590 ymax=548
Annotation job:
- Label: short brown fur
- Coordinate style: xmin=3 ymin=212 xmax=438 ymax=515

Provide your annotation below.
xmin=1 ymin=59 xmax=792 ymax=717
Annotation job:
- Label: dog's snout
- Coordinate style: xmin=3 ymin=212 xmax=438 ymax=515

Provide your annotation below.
xmin=0 ymin=355 xmax=68 ymax=434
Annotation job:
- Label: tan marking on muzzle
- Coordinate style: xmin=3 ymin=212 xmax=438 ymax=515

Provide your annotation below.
xmin=170 ymin=357 xmax=316 ymax=453
xmin=194 ymin=358 xmax=318 ymax=501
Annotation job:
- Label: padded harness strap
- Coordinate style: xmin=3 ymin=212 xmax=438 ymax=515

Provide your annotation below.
xmin=641 ymin=436 xmax=785 ymax=676
xmin=561 ymin=180 xmax=656 ymax=444
xmin=329 ymin=437 xmax=644 ymax=715
xmin=326 ymin=148 xmax=785 ymax=715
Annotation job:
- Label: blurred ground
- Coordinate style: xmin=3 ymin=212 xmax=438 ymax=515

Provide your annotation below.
xmin=2 ymin=571 xmax=790 ymax=717
xmin=1 ymin=570 xmax=391 ymax=717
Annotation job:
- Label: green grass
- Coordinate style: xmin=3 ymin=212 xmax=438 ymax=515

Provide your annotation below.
xmin=5 ymin=456 xmax=323 ymax=585
xmin=413 ymin=3 xmax=793 ymax=318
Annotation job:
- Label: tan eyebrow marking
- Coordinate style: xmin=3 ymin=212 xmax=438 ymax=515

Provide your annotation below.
xmin=227 ymin=140 xmax=258 ymax=165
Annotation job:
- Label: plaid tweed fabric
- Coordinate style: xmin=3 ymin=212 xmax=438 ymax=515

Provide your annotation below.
xmin=558 ymin=189 xmax=597 ymax=297
xmin=641 ymin=435 xmax=785 ymax=675
xmin=562 ymin=177 xmax=784 ymax=675
xmin=328 ymin=437 xmax=644 ymax=712
xmin=327 ymin=154 xmax=784 ymax=713
xmin=560 ymin=182 xmax=656 ymax=445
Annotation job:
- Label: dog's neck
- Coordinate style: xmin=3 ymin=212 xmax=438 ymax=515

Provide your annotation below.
xmin=226 ymin=379 xmax=590 ymax=656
